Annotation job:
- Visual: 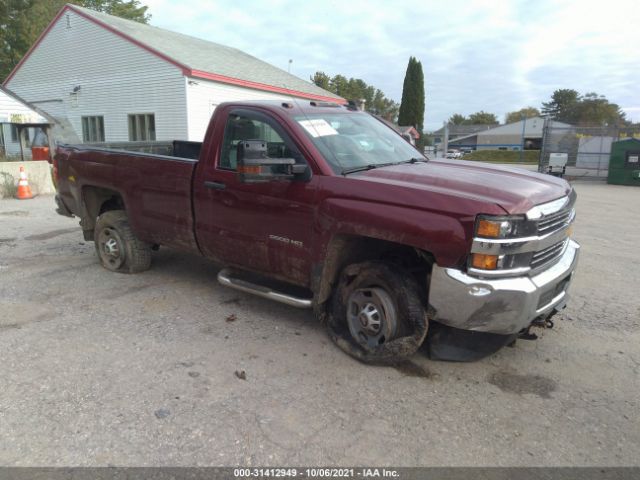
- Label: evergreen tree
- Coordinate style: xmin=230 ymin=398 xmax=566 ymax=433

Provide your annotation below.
xmin=541 ymin=89 xmax=580 ymax=123
xmin=310 ymin=71 xmax=399 ymax=121
xmin=310 ymin=71 xmax=331 ymax=91
xmin=398 ymin=57 xmax=425 ymax=139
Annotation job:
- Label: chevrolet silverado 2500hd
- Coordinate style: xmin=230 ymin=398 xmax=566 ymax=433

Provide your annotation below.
xmin=54 ymin=100 xmax=579 ymax=362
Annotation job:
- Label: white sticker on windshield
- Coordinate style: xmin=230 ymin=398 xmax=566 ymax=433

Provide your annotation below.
xmin=298 ymin=119 xmax=338 ymax=138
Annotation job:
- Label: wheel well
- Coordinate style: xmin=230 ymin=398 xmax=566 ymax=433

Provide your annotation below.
xmin=80 ymin=186 xmax=124 ymax=240
xmin=313 ymin=234 xmax=434 ymax=306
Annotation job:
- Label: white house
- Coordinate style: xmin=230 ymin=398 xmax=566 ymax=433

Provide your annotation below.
xmin=3 ymin=4 xmax=344 ymax=145
xmin=0 ymin=85 xmax=52 ymax=159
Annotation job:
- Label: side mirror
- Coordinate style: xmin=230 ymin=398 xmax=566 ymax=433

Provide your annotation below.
xmin=236 ymin=139 xmax=308 ymax=183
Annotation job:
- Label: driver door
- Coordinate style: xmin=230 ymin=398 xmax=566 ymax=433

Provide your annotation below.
xmin=194 ymin=108 xmax=317 ymax=286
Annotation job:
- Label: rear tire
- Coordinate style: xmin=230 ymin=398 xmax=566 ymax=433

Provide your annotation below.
xmin=94 ymin=210 xmax=151 ymax=274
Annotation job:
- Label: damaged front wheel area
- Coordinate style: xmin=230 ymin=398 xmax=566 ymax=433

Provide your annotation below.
xmin=327 ymin=261 xmax=428 ymax=364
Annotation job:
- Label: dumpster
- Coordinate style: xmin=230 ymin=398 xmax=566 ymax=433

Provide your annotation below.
xmin=607 ymin=138 xmax=640 ymax=186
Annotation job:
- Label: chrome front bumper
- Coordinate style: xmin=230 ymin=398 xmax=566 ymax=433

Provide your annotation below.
xmin=428 ymin=239 xmax=580 ymax=335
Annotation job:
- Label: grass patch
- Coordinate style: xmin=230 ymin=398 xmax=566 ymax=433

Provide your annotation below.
xmin=0 ymin=172 xmax=18 ymax=199
xmin=463 ymin=150 xmax=540 ymax=164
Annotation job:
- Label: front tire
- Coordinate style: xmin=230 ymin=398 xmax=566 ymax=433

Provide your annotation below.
xmin=94 ymin=210 xmax=152 ymax=274
xmin=327 ymin=261 xmax=428 ymax=364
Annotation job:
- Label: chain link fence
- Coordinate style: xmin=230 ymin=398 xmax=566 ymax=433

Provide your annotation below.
xmin=539 ymin=121 xmax=640 ymax=180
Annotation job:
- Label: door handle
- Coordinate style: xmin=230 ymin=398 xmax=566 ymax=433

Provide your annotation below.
xmin=204 ymin=181 xmax=226 ymax=191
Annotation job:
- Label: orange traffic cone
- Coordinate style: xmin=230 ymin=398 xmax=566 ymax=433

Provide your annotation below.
xmin=16 ymin=166 xmax=34 ymax=200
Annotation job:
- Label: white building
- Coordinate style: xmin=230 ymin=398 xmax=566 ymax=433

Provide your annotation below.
xmin=0 ymin=85 xmax=52 ymax=159
xmin=449 ymin=117 xmax=572 ymax=151
xmin=3 ymin=4 xmax=344 ymax=144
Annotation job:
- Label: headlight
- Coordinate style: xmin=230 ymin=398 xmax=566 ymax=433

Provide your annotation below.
xmin=474 ymin=215 xmax=537 ymax=239
xmin=470 ymin=215 xmax=538 ymax=272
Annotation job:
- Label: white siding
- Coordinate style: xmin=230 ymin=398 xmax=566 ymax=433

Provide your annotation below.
xmin=185 ymin=77 xmax=298 ymax=141
xmin=0 ymin=90 xmax=47 ymax=123
xmin=6 ymin=10 xmax=187 ymax=142
xmin=478 ymin=117 xmax=544 ymax=137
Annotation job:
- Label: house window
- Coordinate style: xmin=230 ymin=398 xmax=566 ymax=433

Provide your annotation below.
xmin=81 ymin=116 xmax=105 ymax=142
xmin=128 ymin=114 xmax=156 ymax=141
xmin=10 ymin=125 xmax=29 ymax=143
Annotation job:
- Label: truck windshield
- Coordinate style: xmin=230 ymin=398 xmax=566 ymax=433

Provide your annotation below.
xmin=294 ymin=113 xmax=426 ymax=174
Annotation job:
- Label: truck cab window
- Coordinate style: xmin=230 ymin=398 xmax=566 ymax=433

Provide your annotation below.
xmin=219 ymin=113 xmax=298 ymax=171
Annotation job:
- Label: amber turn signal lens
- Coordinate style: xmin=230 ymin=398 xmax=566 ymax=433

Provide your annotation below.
xmin=238 ymin=165 xmax=261 ymax=174
xmin=471 ymin=253 xmax=498 ymax=270
xmin=476 ymin=219 xmax=501 ymax=238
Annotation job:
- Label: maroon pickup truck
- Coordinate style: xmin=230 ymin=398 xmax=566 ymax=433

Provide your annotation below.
xmin=54 ymin=100 xmax=579 ymax=362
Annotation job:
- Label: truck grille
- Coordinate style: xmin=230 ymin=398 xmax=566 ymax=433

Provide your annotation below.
xmin=530 ymin=201 xmax=574 ymax=271
xmin=538 ymin=208 xmax=574 ymax=235
xmin=531 ymin=239 xmax=568 ymax=270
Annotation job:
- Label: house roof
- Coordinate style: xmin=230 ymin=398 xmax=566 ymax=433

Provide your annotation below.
xmin=397 ymin=126 xmax=420 ymax=138
xmin=431 ymin=124 xmax=498 ymax=136
xmin=0 ymin=84 xmax=51 ymax=124
xmin=4 ymin=4 xmax=344 ymax=104
xmin=375 ymin=117 xmax=420 ymax=138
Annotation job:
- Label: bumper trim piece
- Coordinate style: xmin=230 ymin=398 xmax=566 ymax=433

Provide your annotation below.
xmin=429 ymin=239 xmax=580 ymax=335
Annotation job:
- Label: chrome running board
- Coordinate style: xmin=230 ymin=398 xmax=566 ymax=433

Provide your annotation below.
xmin=217 ymin=268 xmax=312 ymax=309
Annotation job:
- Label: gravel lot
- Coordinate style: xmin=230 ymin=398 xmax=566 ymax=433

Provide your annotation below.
xmin=0 ymin=181 xmax=638 ymax=466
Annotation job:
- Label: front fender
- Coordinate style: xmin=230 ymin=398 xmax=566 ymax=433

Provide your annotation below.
xmin=315 ymin=197 xmax=470 ymax=267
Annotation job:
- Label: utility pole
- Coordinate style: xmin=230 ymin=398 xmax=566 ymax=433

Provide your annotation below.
xmin=442 ymin=121 xmax=449 ymax=158
xmin=519 ymin=113 xmax=526 ymax=163
xmin=288 ymin=59 xmax=292 ymax=74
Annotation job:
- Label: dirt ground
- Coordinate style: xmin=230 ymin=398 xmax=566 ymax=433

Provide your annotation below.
xmin=0 ymin=181 xmax=638 ymax=466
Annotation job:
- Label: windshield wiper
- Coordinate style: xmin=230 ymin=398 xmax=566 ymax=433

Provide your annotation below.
xmin=341 ymin=163 xmax=391 ymax=175
xmin=341 ymin=158 xmax=428 ymax=176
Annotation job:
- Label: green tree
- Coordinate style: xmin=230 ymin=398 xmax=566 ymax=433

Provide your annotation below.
xmin=541 ymin=89 xmax=627 ymax=126
xmin=448 ymin=113 xmax=467 ymax=125
xmin=83 ymin=0 xmax=150 ymax=23
xmin=505 ymin=107 xmax=540 ymax=124
xmin=1 ymin=0 xmax=151 ymax=80
xmin=398 ymin=56 xmax=425 ymax=137
xmin=467 ymin=111 xmax=498 ymax=124
xmin=310 ymin=71 xmax=331 ymax=91
xmin=310 ymin=71 xmax=399 ymax=121
xmin=541 ymin=89 xmax=580 ymax=123
xmin=574 ymin=92 xmax=627 ymax=126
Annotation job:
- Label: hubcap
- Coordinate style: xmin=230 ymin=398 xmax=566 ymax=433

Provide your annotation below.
xmin=98 ymin=227 xmax=125 ymax=269
xmin=104 ymin=238 xmax=119 ymax=257
xmin=347 ymin=287 xmax=397 ymax=350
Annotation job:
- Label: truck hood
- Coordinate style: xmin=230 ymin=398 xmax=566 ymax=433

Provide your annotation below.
xmin=358 ymin=159 xmax=571 ymax=214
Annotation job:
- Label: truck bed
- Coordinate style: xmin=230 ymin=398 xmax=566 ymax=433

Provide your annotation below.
xmin=55 ymin=141 xmax=201 ymax=253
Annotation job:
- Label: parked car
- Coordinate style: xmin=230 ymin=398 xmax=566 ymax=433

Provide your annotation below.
xmin=446 ymin=149 xmax=463 ymax=159
xmin=53 ymin=100 xmax=579 ymax=363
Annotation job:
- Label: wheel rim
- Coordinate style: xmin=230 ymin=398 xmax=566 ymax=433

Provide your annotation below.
xmin=98 ymin=227 xmax=125 ymax=270
xmin=346 ymin=287 xmax=398 ymax=349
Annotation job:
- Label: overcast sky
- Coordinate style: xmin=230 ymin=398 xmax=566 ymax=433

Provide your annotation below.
xmin=143 ymin=0 xmax=639 ymax=130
